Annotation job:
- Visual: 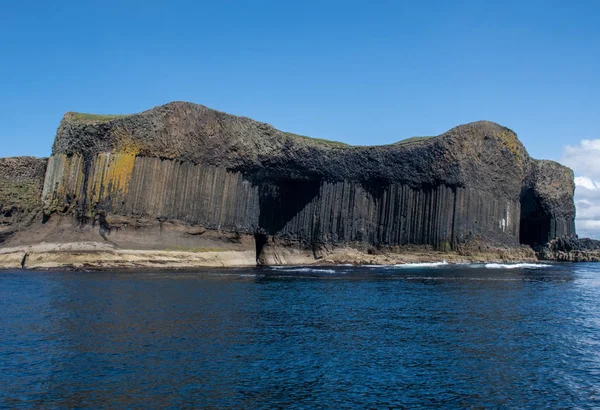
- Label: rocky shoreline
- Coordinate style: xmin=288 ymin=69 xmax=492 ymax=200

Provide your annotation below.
xmin=0 ymin=240 xmax=539 ymax=270
xmin=2 ymin=235 xmax=598 ymax=271
xmin=538 ymin=237 xmax=600 ymax=262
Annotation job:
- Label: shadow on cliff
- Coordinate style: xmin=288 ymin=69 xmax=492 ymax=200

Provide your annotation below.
xmin=519 ymin=188 xmax=550 ymax=247
xmin=256 ymin=180 xmax=321 ymax=235
xmin=252 ymin=179 xmax=321 ymax=262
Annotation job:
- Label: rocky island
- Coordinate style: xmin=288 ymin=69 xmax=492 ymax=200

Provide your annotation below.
xmin=1 ymin=102 xmax=597 ymax=269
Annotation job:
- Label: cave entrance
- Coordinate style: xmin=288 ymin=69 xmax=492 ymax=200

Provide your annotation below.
xmin=258 ymin=180 xmax=321 ymax=236
xmin=519 ymin=188 xmax=550 ymax=247
xmin=254 ymin=233 xmax=268 ymax=265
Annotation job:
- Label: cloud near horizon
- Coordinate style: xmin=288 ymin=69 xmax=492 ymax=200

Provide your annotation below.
xmin=561 ymin=140 xmax=600 ymax=239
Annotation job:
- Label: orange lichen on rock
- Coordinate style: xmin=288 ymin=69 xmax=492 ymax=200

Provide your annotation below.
xmin=106 ymin=152 xmax=137 ymax=195
xmin=86 ymin=152 xmax=137 ymax=209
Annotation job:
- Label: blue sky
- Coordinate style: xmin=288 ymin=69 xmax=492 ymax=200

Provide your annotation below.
xmin=1 ymin=0 xmax=599 ymax=236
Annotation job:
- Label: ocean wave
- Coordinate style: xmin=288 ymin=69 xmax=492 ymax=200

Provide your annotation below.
xmin=404 ymin=276 xmax=524 ymax=281
xmin=392 ymin=261 xmax=449 ymax=268
xmin=484 ymin=263 xmax=552 ymax=269
xmin=364 ymin=261 xmax=449 ymax=268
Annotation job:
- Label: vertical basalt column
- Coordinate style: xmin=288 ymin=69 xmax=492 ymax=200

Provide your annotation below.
xmin=43 ymin=154 xmax=262 ymax=232
xmin=259 ymin=182 xmax=516 ymax=251
xmin=123 ymin=158 xmax=260 ymax=231
xmin=42 ymin=153 xmax=524 ymax=250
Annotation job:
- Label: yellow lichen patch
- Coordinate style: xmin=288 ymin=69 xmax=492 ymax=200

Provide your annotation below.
xmin=493 ymin=129 xmax=526 ymax=160
xmin=86 ymin=152 xmax=137 ymax=211
xmin=111 ymin=126 xmax=142 ymax=156
xmin=105 ymin=153 xmax=137 ymax=195
xmin=81 ymin=127 xmax=141 ymax=210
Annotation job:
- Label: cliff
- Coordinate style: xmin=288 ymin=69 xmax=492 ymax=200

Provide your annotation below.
xmin=0 ymin=157 xmax=47 ymax=243
xmin=0 ymin=102 xmax=579 ymax=267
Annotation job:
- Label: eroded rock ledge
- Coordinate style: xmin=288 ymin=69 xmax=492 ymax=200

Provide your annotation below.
xmin=539 ymin=237 xmax=600 ymax=262
xmin=0 ymin=102 xmax=583 ymax=268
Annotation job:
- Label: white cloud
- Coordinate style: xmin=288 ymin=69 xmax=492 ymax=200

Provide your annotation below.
xmin=562 ymin=139 xmax=600 ymax=239
xmin=577 ymin=220 xmax=600 ymax=239
xmin=575 ymin=199 xmax=600 ymax=222
xmin=563 ymin=139 xmax=600 ymax=180
xmin=574 ymin=176 xmax=600 ymax=192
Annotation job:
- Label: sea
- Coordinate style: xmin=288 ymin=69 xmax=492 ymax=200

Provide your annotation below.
xmin=1 ymin=262 xmax=599 ymax=408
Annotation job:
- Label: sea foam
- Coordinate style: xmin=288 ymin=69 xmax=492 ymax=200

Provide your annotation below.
xmin=365 ymin=260 xmax=449 ymax=268
xmin=269 ymin=267 xmax=336 ymax=274
xmin=484 ymin=263 xmax=551 ymax=269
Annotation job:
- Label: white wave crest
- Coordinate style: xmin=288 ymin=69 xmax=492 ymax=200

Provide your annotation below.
xmin=271 ymin=267 xmax=336 ymax=274
xmin=393 ymin=260 xmax=449 ymax=268
xmin=484 ymin=263 xmax=551 ymax=269
xmin=364 ymin=260 xmax=449 ymax=268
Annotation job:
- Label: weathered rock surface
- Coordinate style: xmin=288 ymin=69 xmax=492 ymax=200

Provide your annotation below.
xmin=0 ymin=241 xmax=256 ymax=269
xmin=0 ymin=157 xmax=47 ymax=243
xmin=539 ymin=237 xmax=600 ymax=262
xmin=0 ymin=102 xmax=581 ymax=268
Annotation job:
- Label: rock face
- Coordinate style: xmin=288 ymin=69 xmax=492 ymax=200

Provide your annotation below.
xmin=520 ymin=160 xmax=577 ymax=247
xmin=0 ymin=157 xmax=47 ymax=243
xmin=539 ymin=237 xmax=600 ymax=262
xmin=3 ymin=102 xmax=577 ymax=265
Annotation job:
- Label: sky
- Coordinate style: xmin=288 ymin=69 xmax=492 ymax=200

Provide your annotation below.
xmin=1 ymin=0 xmax=598 ymax=237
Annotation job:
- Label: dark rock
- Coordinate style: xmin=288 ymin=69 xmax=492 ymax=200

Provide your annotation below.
xmin=2 ymin=102 xmax=579 ymax=262
xmin=539 ymin=236 xmax=600 ymax=262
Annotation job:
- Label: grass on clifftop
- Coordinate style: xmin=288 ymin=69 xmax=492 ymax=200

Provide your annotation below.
xmin=68 ymin=113 xmax=129 ymax=123
xmin=392 ymin=136 xmax=433 ymax=146
xmin=283 ymin=132 xmax=350 ymax=147
xmin=282 ymin=132 xmax=434 ymax=148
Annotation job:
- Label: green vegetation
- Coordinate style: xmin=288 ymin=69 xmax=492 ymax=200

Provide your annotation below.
xmin=283 ymin=132 xmax=350 ymax=148
xmin=392 ymin=136 xmax=433 ymax=146
xmin=281 ymin=131 xmax=435 ymax=148
xmin=0 ymin=179 xmax=41 ymax=211
xmin=68 ymin=112 xmax=129 ymax=123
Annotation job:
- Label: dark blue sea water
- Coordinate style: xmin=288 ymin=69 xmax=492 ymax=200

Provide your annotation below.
xmin=1 ymin=262 xmax=599 ymax=408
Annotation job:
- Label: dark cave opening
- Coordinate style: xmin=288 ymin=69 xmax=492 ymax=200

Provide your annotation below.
xmin=519 ymin=188 xmax=550 ymax=247
xmin=254 ymin=232 xmax=268 ymax=265
xmin=257 ymin=180 xmax=321 ymax=235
